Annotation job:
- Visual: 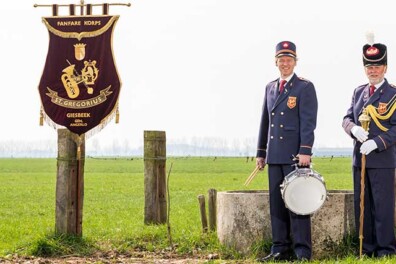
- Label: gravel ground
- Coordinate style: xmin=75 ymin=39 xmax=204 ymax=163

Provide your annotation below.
xmin=0 ymin=257 xmax=213 ymax=264
xmin=0 ymin=258 xmax=210 ymax=264
xmin=0 ymin=253 xmax=226 ymax=264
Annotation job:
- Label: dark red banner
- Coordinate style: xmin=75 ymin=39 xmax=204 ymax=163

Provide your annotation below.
xmin=38 ymin=15 xmax=121 ymax=136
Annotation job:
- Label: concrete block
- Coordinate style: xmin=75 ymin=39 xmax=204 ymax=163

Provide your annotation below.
xmin=216 ymin=190 xmax=354 ymax=258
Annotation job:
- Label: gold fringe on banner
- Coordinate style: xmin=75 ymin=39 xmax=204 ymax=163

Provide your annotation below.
xmin=39 ymin=110 xmax=86 ymax=160
xmin=86 ymin=105 xmax=118 ymax=137
xmin=40 ymin=103 xmax=118 ymax=142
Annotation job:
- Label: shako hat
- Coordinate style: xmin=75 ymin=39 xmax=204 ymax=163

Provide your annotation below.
xmin=363 ymin=32 xmax=387 ymax=66
xmin=275 ymin=41 xmax=297 ymax=58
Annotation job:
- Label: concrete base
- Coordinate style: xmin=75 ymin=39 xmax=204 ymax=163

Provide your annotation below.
xmin=311 ymin=190 xmax=355 ymax=257
xmin=216 ymin=190 xmax=354 ymax=258
xmin=216 ymin=191 xmax=271 ymax=254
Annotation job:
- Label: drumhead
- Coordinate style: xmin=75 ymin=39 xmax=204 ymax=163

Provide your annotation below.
xmin=283 ymin=175 xmax=326 ymax=215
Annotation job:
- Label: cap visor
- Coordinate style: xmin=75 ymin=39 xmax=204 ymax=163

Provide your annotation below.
xmin=275 ymin=53 xmax=296 ymax=58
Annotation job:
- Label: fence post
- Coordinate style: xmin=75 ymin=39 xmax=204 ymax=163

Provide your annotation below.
xmin=198 ymin=194 xmax=208 ymax=233
xmin=144 ymin=130 xmax=167 ymax=224
xmin=208 ymin=189 xmax=217 ymax=231
xmin=55 ymin=129 xmax=85 ymax=235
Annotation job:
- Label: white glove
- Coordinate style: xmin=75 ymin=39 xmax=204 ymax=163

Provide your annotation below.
xmin=351 ymin=126 xmax=369 ymax=143
xmin=360 ymin=139 xmax=377 ymax=155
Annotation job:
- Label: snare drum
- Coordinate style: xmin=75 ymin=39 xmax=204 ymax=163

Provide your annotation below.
xmin=280 ymin=167 xmax=327 ymax=215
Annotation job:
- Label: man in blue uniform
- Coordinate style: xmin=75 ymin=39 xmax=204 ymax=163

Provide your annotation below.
xmin=256 ymin=41 xmax=318 ymax=261
xmin=342 ymin=40 xmax=396 ymax=257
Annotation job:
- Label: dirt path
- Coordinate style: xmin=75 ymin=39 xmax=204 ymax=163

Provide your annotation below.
xmin=0 ymin=257 xmax=210 ymax=264
xmin=0 ymin=252 xmax=230 ymax=264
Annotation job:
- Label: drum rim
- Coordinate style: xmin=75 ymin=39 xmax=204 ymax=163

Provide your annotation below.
xmin=281 ymin=168 xmax=327 ymax=215
xmin=283 ymin=179 xmax=327 ymax=215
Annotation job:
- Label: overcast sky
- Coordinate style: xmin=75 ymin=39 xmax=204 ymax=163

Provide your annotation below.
xmin=1 ymin=0 xmax=396 ymax=151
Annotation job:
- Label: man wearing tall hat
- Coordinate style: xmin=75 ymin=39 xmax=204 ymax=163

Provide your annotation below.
xmin=342 ymin=35 xmax=396 ymax=257
xmin=256 ymin=41 xmax=318 ymax=261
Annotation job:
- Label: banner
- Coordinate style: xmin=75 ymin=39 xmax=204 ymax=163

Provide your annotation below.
xmin=38 ymin=15 xmax=121 ymax=137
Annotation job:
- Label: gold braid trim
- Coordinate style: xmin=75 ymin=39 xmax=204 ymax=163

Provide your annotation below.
xmin=42 ymin=16 xmax=119 ymax=41
xmin=365 ymin=94 xmax=396 ymax=132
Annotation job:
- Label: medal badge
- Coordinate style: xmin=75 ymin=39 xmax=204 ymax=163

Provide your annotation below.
xmin=287 ymin=96 xmax=297 ymax=109
xmin=378 ymin=102 xmax=387 ymax=115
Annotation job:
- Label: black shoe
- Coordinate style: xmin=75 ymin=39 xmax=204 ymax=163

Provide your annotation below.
xmin=257 ymin=252 xmax=294 ymax=262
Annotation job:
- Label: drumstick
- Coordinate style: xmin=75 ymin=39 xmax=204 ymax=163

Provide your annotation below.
xmin=244 ymin=166 xmax=258 ymax=184
xmin=244 ymin=166 xmax=260 ymax=186
xmin=245 ymin=166 xmax=260 ymax=186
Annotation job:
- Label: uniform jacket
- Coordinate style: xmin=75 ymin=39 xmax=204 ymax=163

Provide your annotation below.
xmin=256 ymin=73 xmax=318 ymax=164
xmin=342 ymin=79 xmax=396 ymax=168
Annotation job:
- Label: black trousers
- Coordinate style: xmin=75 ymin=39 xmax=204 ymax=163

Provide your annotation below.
xmin=268 ymin=164 xmax=312 ymax=259
xmin=353 ymin=167 xmax=396 ymax=257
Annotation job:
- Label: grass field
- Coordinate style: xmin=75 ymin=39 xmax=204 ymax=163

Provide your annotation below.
xmin=1 ymin=156 xmax=395 ymax=263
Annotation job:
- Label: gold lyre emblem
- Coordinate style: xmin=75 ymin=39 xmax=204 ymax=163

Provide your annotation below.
xmin=81 ymin=60 xmax=99 ymax=94
xmin=287 ymin=96 xmax=297 ymax=109
xmin=378 ymin=102 xmax=387 ymax=115
xmin=61 ymin=63 xmax=82 ymax=99
xmin=74 ymin=43 xmax=86 ymax=61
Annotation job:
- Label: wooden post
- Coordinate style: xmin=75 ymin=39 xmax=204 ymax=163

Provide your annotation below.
xmin=198 ymin=194 xmax=208 ymax=233
xmin=144 ymin=131 xmax=167 ymax=224
xmin=208 ymin=189 xmax=217 ymax=231
xmin=55 ymin=129 xmax=85 ymax=235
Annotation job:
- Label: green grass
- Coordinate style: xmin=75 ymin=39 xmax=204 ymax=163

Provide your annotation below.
xmin=1 ymin=156 xmax=394 ymax=263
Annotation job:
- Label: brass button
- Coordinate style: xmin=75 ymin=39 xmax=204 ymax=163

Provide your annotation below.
xmin=280 ymin=124 xmax=283 ymax=128
xmin=281 ymin=112 xmax=284 ymax=115
xmin=270 ymin=136 xmax=274 ymax=139
xmin=272 ymin=112 xmax=275 ymax=116
xmin=280 ymin=137 xmax=283 ymax=140
xmin=271 ymin=124 xmax=274 ymax=127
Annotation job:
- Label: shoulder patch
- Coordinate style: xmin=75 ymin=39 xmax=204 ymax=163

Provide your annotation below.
xmin=357 ymin=83 xmax=368 ymax=89
xmin=298 ymin=76 xmax=310 ymax=82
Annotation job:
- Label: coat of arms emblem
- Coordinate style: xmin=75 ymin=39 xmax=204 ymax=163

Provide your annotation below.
xmin=378 ymin=102 xmax=387 ymax=115
xmin=287 ymin=96 xmax=297 ymax=109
